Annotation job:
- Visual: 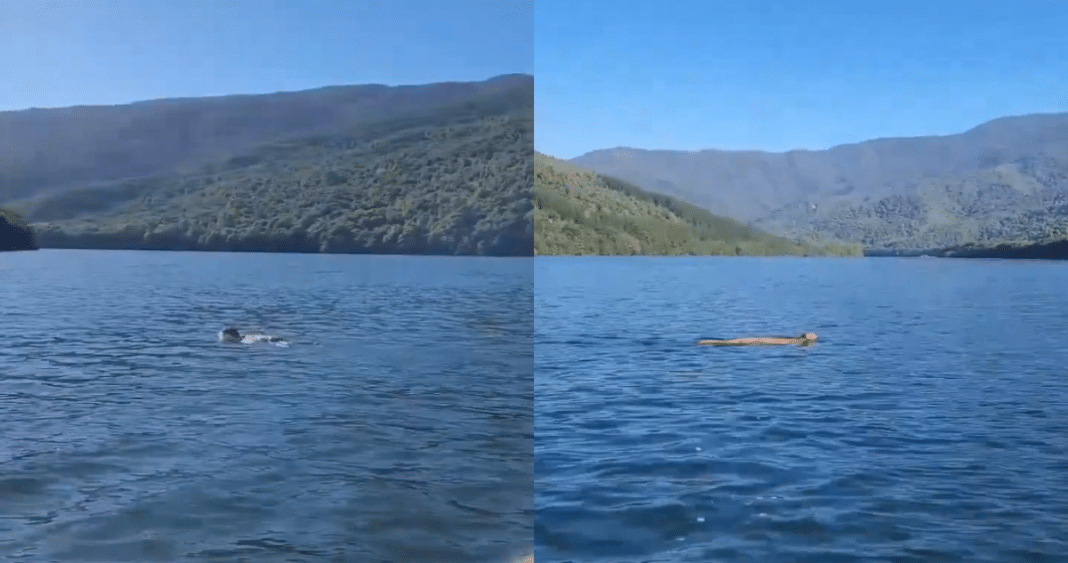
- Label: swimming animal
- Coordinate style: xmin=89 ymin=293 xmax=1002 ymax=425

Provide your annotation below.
xmin=219 ymin=327 xmax=288 ymax=346
xmin=697 ymin=332 xmax=818 ymax=346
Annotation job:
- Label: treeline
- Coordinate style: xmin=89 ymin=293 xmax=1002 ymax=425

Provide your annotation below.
xmin=793 ymin=194 xmax=1068 ymax=251
xmin=534 ymin=153 xmax=861 ymax=257
xmin=939 ymin=239 xmax=1068 ymax=260
xmin=19 ymin=84 xmax=535 ymax=256
xmin=0 ymin=207 xmax=37 ymax=251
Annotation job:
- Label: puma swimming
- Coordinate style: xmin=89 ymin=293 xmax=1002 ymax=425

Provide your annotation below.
xmin=697 ymin=333 xmax=818 ymax=346
xmin=219 ymin=327 xmax=288 ymax=346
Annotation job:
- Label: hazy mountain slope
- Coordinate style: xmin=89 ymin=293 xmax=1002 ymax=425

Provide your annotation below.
xmin=0 ymin=74 xmax=532 ymax=204
xmin=534 ymin=153 xmax=859 ymax=256
xmin=759 ymin=154 xmax=1068 ymax=249
xmin=15 ymin=83 xmax=534 ymax=256
xmin=570 ymin=112 xmax=1068 ymax=249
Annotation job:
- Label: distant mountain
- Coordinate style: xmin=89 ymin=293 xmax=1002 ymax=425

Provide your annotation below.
xmin=10 ymin=80 xmax=534 ymax=256
xmin=534 ymin=153 xmax=859 ymax=257
xmin=570 ymin=113 xmax=1068 ymax=249
xmin=0 ymin=74 xmax=532 ymax=205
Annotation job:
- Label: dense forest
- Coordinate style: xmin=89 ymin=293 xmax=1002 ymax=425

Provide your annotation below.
xmin=0 ymin=207 xmax=38 ymax=251
xmin=534 ymin=153 xmax=861 ymax=257
xmin=769 ymin=156 xmax=1068 ymax=251
xmin=937 ymin=239 xmax=1068 ymax=260
xmin=11 ymin=82 xmax=534 ymax=256
xmin=0 ymin=74 xmax=531 ymax=204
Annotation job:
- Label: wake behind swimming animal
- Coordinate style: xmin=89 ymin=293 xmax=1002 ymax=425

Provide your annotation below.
xmin=219 ymin=327 xmax=288 ymax=346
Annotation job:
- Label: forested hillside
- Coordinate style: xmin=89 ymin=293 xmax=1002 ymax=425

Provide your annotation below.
xmin=534 ymin=153 xmax=860 ymax=256
xmin=0 ymin=74 xmax=531 ymax=204
xmin=762 ymin=155 xmax=1068 ymax=250
xmin=12 ymin=82 xmax=534 ymax=256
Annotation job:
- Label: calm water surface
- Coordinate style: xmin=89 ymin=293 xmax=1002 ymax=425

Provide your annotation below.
xmin=1 ymin=249 xmax=533 ymax=563
xmin=535 ymin=257 xmax=1068 ymax=563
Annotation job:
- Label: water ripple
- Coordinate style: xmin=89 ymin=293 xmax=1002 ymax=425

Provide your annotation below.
xmin=1 ymin=250 xmax=533 ymax=563
xmin=535 ymin=257 xmax=1068 ymax=563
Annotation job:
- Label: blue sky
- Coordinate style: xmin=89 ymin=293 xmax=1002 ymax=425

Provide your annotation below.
xmin=536 ymin=0 xmax=1068 ymax=158
xmin=0 ymin=0 xmax=532 ymax=111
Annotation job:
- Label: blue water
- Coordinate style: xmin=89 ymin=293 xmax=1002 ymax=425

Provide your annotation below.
xmin=1 ymin=249 xmax=533 ymax=563
xmin=535 ymin=256 xmax=1068 ymax=563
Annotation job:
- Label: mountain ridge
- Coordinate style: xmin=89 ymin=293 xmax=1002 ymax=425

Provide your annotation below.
xmin=0 ymin=73 xmax=531 ymax=113
xmin=10 ymin=80 xmax=534 ymax=256
xmin=575 ymin=111 xmax=1068 ymax=158
xmin=569 ymin=112 xmax=1068 ymax=249
xmin=0 ymin=74 xmax=534 ymax=205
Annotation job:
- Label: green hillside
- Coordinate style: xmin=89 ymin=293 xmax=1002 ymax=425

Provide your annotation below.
xmin=0 ymin=74 xmax=531 ymax=204
xmin=13 ymin=82 xmax=534 ymax=256
xmin=533 ymin=153 xmax=860 ymax=257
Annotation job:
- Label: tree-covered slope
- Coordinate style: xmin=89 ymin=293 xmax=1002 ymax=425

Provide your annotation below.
xmin=937 ymin=238 xmax=1068 ymax=260
xmin=534 ymin=153 xmax=860 ymax=256
xmin=759 ymin=154 xmax=1068 ymax=250
xmin=14 ymin=82 xmax=534 ymax=256
xmin=0 ymin=74 xmax=532 ymax=204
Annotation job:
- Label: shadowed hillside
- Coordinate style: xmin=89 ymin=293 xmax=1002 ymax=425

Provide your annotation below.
xmin=10 ymin=81 xmax=534 ymax=256
xmin=0 ymin=207 xmax=37 ymax=251
xmin=570 ymin=113 xmax=1068 ymax=250
xmin=0 ymin=74 xmax=531 ymax=205
xmin=534 ymin=153 xmax=860 ymax=257
xmin=937 ymin=239 xmax=1068 ymax=260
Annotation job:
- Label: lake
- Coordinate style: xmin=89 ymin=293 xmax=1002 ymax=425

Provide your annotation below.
xmin=535 ymin=256 xmax=1068 ymax=563
xmin=1 ymin=249 xmax=533 ymax=563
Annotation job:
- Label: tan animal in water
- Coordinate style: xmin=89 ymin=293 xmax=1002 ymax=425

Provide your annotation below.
xmin=697 ymin=332 xmax=818 ymax=346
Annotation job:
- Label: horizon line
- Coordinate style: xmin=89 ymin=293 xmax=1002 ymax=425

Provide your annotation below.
xmin=0 ymin=72 xmax=534 ymax=114
xmin=539 ymin=110 xmax=1068 ymax=160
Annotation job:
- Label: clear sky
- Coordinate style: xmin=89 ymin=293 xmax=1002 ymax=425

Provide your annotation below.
xmin=0 ymin=0 xmax=532 ymax=111
xmin=536 ymin=0 xmax=1068 ymax=159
